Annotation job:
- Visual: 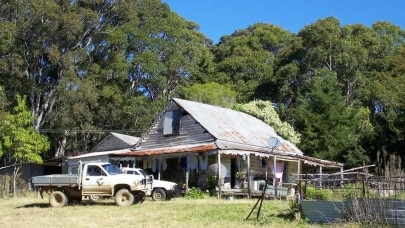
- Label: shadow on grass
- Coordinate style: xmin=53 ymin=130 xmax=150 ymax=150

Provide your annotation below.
xmin=16 ymin=200 xmax=117 ymax=209
xmin=16 ymin=203 xmax=50 ymax=208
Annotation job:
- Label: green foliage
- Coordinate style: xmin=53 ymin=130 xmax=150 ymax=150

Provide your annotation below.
xmin=233 ymin=100 xmax=301 ymax=144
xmin=178 ymin=82 xmax=237 ymax=108
xmin=305 ymin=186 xmax=345 ymax=200
xmin=184 ymin=187 xmax=206 ymax=199
xmin=295 ymin=71 xmax=372 ymax=166
xmin=205 ymin=175 xmax=218 ymax=196
xmin=212 ymin=23 xmax=293 ymax=102
xmin=0 ymin=95 xmax=49 ymax=165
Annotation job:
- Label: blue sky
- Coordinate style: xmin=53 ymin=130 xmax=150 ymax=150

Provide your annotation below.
xmin=162 ymin=0 xmax=405 ymax=43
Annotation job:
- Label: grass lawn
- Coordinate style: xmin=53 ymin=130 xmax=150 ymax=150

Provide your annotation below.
xmin=0 ymin=193 xmax=355 ymax=228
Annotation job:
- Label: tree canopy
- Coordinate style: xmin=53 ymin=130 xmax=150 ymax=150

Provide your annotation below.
xmin=0 ymin=1 xmax=404 ymax=169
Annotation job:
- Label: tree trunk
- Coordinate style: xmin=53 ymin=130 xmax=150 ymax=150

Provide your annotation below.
xmin=12 ymin=164 xmax=21 ymax=197
xmin=55 ymin=130 xmax=68 ymax=158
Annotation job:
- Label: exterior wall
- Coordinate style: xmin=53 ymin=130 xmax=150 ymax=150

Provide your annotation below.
xmin=137 ymin=104 xmax=215 ymax=150
xmin=0 ymin=164 xmax=44 ymax=181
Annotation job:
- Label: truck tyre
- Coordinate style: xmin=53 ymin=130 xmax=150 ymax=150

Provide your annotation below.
xmin=49 ymin=191 xmax=68 ymax=208
xmin=89 ymin=195 xmax=100 ymax=202
xmin=115 ymin=189 xmax=134 ymax=207
xmin=152 ymin=188 xmax=166 ymax=201
xmin=133 ymin=191 xmax=146 ymax=204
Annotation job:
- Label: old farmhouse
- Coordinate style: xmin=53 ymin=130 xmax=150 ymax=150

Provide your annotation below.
xmin=67 ymin=98 xmax=343 ymax=198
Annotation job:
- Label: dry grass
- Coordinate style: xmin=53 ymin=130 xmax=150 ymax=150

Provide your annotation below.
xmin=0 ymin=193 xmax=345 ymax=228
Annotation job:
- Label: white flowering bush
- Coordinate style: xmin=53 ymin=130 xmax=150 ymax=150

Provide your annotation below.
xmin=233 ymin=100 xmax=301 ymax=145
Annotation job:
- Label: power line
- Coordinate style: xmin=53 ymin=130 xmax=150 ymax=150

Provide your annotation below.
xmin=38 ymin=129 xmax=144 ymax=134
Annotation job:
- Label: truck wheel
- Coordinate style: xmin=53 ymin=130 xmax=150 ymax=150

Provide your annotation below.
xmin=152 ymin=188 xmax=166 ymax=201
xmin=49 ymin=191 xmax=68 ymax=208
xmin=89 ymin=195 xmax=100 ymax=202
xmin=115 ymin=189 xmax=134 ymax=207
xmin=133 ymin=191 xmax=146 ymax=204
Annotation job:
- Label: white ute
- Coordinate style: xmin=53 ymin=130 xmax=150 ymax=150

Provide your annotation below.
xmin=31 ymin=162 xmax=152 ymax=207
xmin=122 ymin=167 xmax=180 ymax=201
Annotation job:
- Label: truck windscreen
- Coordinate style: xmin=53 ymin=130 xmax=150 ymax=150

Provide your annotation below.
xmin=102 ymin=164 xmax=123 ymax=175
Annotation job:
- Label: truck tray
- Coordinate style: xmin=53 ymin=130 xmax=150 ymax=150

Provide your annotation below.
xmin=31 ymin=174 xmax=79 ymax=186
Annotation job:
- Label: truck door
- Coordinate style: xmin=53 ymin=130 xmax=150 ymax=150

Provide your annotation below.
xmin=82 ymin=165 xmax=113 ymax=195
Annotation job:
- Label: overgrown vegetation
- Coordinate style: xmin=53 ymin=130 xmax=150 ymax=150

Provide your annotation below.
xmin=184 ymin=187 xmax=206 ymax=199
xmin=0 ymin=193 xmax=333 ymax=228
xmin=299 ymin=154 xmax=405 ymax=227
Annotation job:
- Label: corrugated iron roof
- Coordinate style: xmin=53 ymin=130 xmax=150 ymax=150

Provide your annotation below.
xmin=91 ymin=132 xmax=140 ymax=152
xmin=110 ymin=132 xmax=140 ymax=145
xmin=173 ymin=98 xmax=303 ymax=155
xmin=120 ymin=143 xmax=216 ymax=156
xmin=67 ymin=149 xmax=132 ymax=159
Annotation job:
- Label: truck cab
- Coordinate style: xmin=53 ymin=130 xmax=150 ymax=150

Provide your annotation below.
xmin=79 ymin=163 xmax=151 ymax=196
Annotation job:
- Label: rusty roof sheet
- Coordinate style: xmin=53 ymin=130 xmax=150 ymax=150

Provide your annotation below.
xmin=67 ymin=149 xmax=132 ymax=159
xmin=173 ymin=98 xmax=303 ymax=155
xmin=118 ymin=143 xmax=216 ymax=156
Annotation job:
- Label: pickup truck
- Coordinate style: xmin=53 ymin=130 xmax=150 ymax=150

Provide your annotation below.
xmin=122 ymin=167 xmax=180 ymax=201
xmin=31 ymin=162 xmax=152 ymax=207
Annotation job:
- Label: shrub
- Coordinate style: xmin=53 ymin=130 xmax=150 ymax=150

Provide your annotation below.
xmin=184 ymin=187 xmax=206 ymax=199
xmin=305 ymin=186 xmax=338 ymax=200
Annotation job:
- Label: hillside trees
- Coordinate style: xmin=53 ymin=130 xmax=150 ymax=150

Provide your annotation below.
xmin=211 ymin=23 xmax=293 ymax=103
xmin=294 ymin=71 xmax=373 ymax=166
xmin=0 ymin=0 xmax=213 ymax=157
xmin=178 ymin=82 xmax=237 ymax=108
xmin=211 ymin=17 xmax=404 ymax=167
xmin=125 ymin=2 xmax=214 ymax=101
xmin=276 ymin=17 xmax=405 ymax=166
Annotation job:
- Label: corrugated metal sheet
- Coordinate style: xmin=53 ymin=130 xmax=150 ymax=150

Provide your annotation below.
xmin=346 ymin=198 xmax=405 ymax=226
xmin=122 ymin=143 xmax=216 ymax=156
xmin=173 ymin=98 xmax=302 ymax=155
xmin=302 ymin=199 xmax=405 ymax=225
xmin=300 ymin=200 xmax=345 ymax=223
xmin=91 ymin=132 xmax=140 ymax=152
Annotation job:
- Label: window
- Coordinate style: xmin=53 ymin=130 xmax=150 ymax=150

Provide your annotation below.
xmin=87 ymin=166 xmax=106 ymax=176
xmin=163 ymin=110 xmax=181 ymax=135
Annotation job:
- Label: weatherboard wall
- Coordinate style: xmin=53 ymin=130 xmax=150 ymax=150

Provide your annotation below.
xmin=136 ymin=109 xmax=215 ymax=151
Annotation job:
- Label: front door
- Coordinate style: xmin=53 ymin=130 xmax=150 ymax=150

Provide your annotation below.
xmin=231 ymin=158 xmax=236 ymax=188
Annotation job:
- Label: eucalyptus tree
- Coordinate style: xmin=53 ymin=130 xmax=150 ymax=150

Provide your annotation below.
xmin=0 ymin=0 xmax=111 ymax=156
xmin=124 ymin=1 xmax=214 ymax=101
xmin=178 ymin=82 xmax=237 ymax=108
xmin=0 ymin=0 xmax=214 ymax=157
xmin=211 ymin=23 xmax=293 ymax=103
xmin=0 ymin=0 xmax=105 ymax=130
xmin=80 ymin=0 xmax=214 ymax=152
